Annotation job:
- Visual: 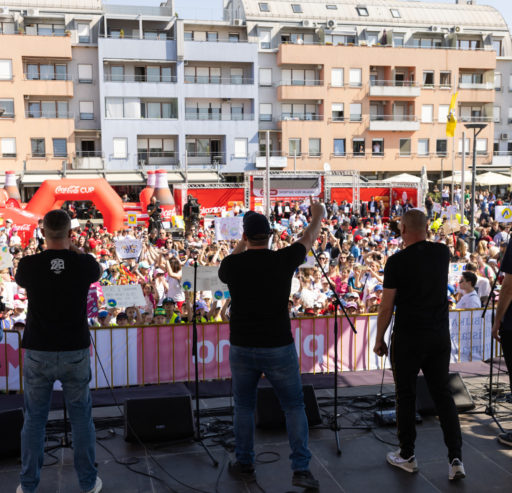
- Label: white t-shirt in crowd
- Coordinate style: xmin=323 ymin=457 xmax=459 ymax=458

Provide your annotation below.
xmin=456 ymin=290 xmax=481 ymax=309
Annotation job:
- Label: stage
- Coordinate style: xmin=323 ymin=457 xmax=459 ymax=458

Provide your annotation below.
xmin=1 ymin=362 xmax=511 ymax=493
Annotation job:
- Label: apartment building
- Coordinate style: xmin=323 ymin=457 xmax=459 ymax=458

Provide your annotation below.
xmin=225 ymin=0 xmax=510 ymax=179
xmin=0 ymin=0 xmax=103 ymax=194
xmin=493 ymin=57 xmax=512 ymax=167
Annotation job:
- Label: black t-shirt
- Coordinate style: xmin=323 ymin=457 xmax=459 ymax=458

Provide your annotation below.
xmin=218 ymin=242 xmax=306 ymax=347
xmin=16 ymin=250 xmax=101 ymax=351
xmin=383 ymin=240 xmax=449 ymax=333
xmin=499 ymin=241 xmax=512 ymax=331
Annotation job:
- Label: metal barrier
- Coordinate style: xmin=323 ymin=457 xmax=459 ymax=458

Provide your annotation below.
xmin=1 ymin=330 xmax=23 ymax=393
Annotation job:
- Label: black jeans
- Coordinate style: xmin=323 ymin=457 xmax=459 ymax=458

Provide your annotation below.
xmin=501 ymin=330 xmax=512 ymax=390
xmin=391 ymin=329 xmax=462 ymax=462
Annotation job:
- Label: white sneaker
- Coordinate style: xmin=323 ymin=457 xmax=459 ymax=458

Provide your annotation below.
xmin=83 ymin=476 xmax=102 ymax=493
xmin=386 ymin=449 xmax=418 ymax=473
xmin=448 ymin=459 xmax=465 ymax=481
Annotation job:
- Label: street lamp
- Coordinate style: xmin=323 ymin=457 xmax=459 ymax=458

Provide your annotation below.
xmin=464 ymin=122 xmax=487 ymax=253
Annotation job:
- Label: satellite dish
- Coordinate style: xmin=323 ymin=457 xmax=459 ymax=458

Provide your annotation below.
xmin=323 ymin=162 xmax=331 ymax=172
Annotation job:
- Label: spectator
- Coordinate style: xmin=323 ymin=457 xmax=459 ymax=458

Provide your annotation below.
xmin=456 ymin=272 xmax=481 ymax=309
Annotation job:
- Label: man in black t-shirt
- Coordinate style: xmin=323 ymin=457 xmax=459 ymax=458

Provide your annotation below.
xmin=491 ymin=241 xmax=512 ymax=447
xmin=373 ymin=210 xmax=465 ymax=481
xmin=15 ymin=210 xmax=102 ymax=493
xmin=218 ymin=199 xmax=323 ymax=490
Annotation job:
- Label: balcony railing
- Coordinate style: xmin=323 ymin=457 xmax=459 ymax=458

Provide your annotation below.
xmin=75 ymin=151 xmax=104 ymax=158
xmin=184 ymin=76 xmax=254 ymax=85
xmin=279 ymin=114 xmax=323 ymax=121
xmin=24 ymin=73 xmax=73 ymax=81
xmin=458 ymin=116 xmax=494 ymax=123
xmin=187 ymin=152 xmax=226 ymax=165
xmin=185 ymin=113 xmax=254 ymax=121
xmin=101 ymin=33 xmax=175 ymax=40
xmin=25 ymin=111 xmax=74 ymax=119
xmin=277 ymin=79 xmax=323 ymax=86
xmin=369 ymin=115 xmax=417 ymax=122
xmin=458 ymin=81 xmax=494 ymax=90
xmin=370 ymin=79 xmax=418 ymax=87
xmin=104 ymin=74 xmax=177 ymax=83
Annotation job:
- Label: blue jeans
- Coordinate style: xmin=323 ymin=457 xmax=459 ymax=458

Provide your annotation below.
xmin=20 ymin=349 xmax=97 ymax=493
xmin=229 ymin=343 xmax=312 ymax=471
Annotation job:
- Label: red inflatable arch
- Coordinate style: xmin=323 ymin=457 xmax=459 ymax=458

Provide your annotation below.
xmin=26 ymin=178 xmax=126 ymax=232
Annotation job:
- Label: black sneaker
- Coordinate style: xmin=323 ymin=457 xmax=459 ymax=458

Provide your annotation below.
xmin=498 ymin=431 xmax=512 ymax=447
xmin=292 ymin=470 xmax=319 ymax=489
xmin=228 ymin=461 xmax=256 ymax=482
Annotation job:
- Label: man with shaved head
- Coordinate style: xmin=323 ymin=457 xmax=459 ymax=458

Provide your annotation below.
xmin=373 ymin=210 xmax=465 ymax=481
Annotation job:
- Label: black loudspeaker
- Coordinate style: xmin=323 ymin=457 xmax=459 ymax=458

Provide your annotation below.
xmin=416 ymin=372 xmax=475 ymax=415
xmin=124 ymin=395 xmax=194 ymax=442
xmin=256 ymin=384 xmax=322 ymax=429
xmin=0 ymin=408 xmax=23 ymax=458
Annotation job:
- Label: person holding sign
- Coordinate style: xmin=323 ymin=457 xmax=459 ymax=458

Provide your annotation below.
xmin=15 ymin=210 xmax=103 ymax=493
xmin=218 ymin=197 xmax=323 ymax=490
xmin=373 ymin=210 xmax=465 ymax=481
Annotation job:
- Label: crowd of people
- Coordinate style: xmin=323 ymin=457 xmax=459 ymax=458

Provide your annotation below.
xmin=0 ymin=186 xmax=509 ymax=337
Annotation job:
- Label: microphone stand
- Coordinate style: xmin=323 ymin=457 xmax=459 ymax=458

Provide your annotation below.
xmin=310 ymin=248 xmax=359 ymax=456
xmin=480 ymin=262 xmax=506 ymax=433
xmin=191 ymin=257 xmax=219 ymax=466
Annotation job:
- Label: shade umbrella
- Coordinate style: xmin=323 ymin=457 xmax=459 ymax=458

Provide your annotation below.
xmin=475 ymin=171 xmax=512 ymax=186
xmin=441 ymin=171 xmax=474 ymax=185
xmin=382 ymin=173 xmax=422 ymax=183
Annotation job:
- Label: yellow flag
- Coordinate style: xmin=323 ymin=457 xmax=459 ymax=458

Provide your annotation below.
xmin=446 ymin=92 xmax=458 ymax=137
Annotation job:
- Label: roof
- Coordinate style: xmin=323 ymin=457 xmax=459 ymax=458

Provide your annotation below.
xmin=0 ymin=0 xmax=102 ymax=10
xmin=238 ymin=0 xmax=509 ymax=31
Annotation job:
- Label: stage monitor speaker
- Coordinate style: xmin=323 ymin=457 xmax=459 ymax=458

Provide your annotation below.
xmin=0 ymin=408 xmax=23 ymax=458
xmin=416 ymin=372 xmax=475 ymax=415
xmin=256 ymin=384 xmax=322 ymax=429
xmin=124 ymin=395 xmax=194 ymax=443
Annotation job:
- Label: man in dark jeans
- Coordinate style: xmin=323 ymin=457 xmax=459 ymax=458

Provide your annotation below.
xmin=491 ymin=241 xmax=512 ymax=447
xmin=15 ymin=210 xmax=102 ymax=493
xmin=219 ymin=199 xmax=323 ymax=489
xmin=374 ymin=210 xmax=465 ymax=481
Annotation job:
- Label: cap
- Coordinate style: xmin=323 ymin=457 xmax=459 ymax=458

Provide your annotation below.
xmin=154 ymin=307 xmax=166 ymax=316
xmin=155 ymin=268 xmax=165 ymax=275
xmin=139 ymin=261 xmax=150 ymax=269
xmin=99 ymin=249 xmax=110 ymax=256
xmin=354 ymin=235 xmax=362 ymax=242
xmin=162 ymin=297 xmax=175 ymax=305
xmin=195 ymin=300 xmax=208 ymax=311
xmin=243 ymin=211 xmax=271 ymax=237
xmin=346 ymin=301 xmax=358 ymax=309
xmin=98 ymin=310 xmax=109 ymax=318
xmin=5 ymin=218 xmax=12 ymax=223
xmin=374 ymin=284 xmax=383 ymax=291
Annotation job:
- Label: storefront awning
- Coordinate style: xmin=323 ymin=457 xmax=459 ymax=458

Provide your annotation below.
xmin=21 ymin=174 xmax=60 ymax=185
xmin=104 ymin=172 xmax=144 ymax=184
xmin=186 ymin=172 xmax=220 ymax=183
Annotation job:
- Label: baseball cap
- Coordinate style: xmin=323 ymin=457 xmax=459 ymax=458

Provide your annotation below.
xmin=354 ymin=235 xmax=362 ymax=242
xmin=154 ymin=307 xmax=166 ymax=316
xmin=99 ymin=249 xmax=110 ymax=256
xmin=155 ymin=268 xmax=165 ymax=275
xmin=162 ymin=297 xmax=175 ymax=305
xmin=98 ymin=310 xmax=109 ymax=318
xmin=346 ymin=301 xmax=358 ymax=309
xmin=374 ymin=284 xmax=383 ymax=291
xmin=139 ymin=261 xmax=150 ymax=269
xmin=243 ymin=211 xmax=271 ymax=237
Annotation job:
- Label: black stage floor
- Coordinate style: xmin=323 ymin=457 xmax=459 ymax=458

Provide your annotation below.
xmin=1 ymin=362 xmax=511 ymax=493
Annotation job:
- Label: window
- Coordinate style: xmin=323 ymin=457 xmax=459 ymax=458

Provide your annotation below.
xmin=113 ymin=138 xmax=128 ymax=158
xmin=27 ymin=101 xmax=68 ymax=118
xmin=53 ymin=138 xmax=67 ymax=157
xmin=476 ymin=138 xmax=487 ymax=155
xmin=291 ymin=4 xmax=303 ymax=13
xmin=367 ymin=32 xmax=378 ymax=46
xmin=458 ymin=138 xmax=470 ymax=155
xmin=207 ymin=31 xmax=218 ymax=42
xmin=495 ymin=72 xmax=502 ymax=91
xmin=326 ymin=4 xmax=337 ymax=9
xmin=457 ymin=38 xmax=481 ymax=50
xmin=436 ymin=139 xmax=447 ymax=156
xmin=356 ymin=7 xmax=369 ymax=16
xmin=80 ymin=101 xmax=94 ymax=120
xmin=28 ymin=101 xmax=40 ymax=118
xmin=78 ymin=64 xmax=93 ymax=83
xmin=77 ymin=23 xmax=90 ymax=43
xmin=399 ymin=139 xmax=411 ymax=156
xmin=230 ymin=68 xmax=243 ymax=84
xmin=31 ymin=138 xmax=45 ymax=157
xmin=229 ymin=33 xmax=239 ymax=42
xmin=105 ymin=97 xmax=123 ymax=118
xmin=259 ymin=2 xmax=270 ymax=12
xmin=372 ymin=139 xmax=383 ymax=156
xmin=1 ymin=138 xmax=15 ymax=158
xmin=0 ymin=22 xmax=15 ymax=34
xmin=421 ymin=105 xmax=433 ymax=123
xmin=508 ymin=107 xmax=512 ymax=124
xmin=259 ymin=68 xmax=272 ymax=86
xmin=423 ymin=71 xmax=434 ymax=87
xmin=460 ymin=72 xmax=483 ymax=85
xmin=331 ymin=103 xmax=344 ymax=121
xmin=390 ymin=8 xmax=400 ymax=18
xmin=110 ymin=65 xmax=124 ymax=82
xmin=418 ymin=139 xmax=429 ymax=156
xmin=438 ymin=104 xmax=449 ymax=123
xmin=259 ymin=103 xmax=272 ymax=121
xmin=230 ymin=104 xmax=243 ymax=121
xmin=193 ymin=31 xmax=206 ymax=41
xmin=349 ymin=68 xmax=362 ymax=87
xmin=493 ymin=39 xmax=503 ymax=56
xmin=0 ymin=99 xmax=14 ymax=118
xmin=333 ymin=139 xmax=345 ymax=156
xmin=259 ymin=29 xmax=271 ymax=49
xmin=353 ymin=139 xmax=365 ymax=156
xmin=184 ymin=31 xmax=193 ymax=41
xmin=309 ymin=138 xmax=321 ymax=157
xmin=233 ymin=138 xmax=247 ymax=158
xmin=331 ymin=68 xmax=344 ymax=87
xmin=349 ymin=103 xmax=362 ymax=121
xmin=0 ymin=59 xmax=12 ymax=80
xmin=393 ymin=34 xmax=404 ymax=47
xmin=494 ymin=106 xmax=501 ymax=123
xmin=288 ymin=138 xmax=301 ymax=156
xmin=440 ymin=71 xmax=451 ymax=88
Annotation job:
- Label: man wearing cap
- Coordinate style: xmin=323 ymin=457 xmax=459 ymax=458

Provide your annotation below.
xmin=162 ymin=297 xmax=180 ymax=324
xmin=15 ymin=210 xmax=103 ymax=493
xmin=219 ymin=199 xmax=323 ymax=489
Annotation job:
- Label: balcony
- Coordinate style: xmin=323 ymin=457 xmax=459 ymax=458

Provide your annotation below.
xmin=369 ymin=115 xmax=419 ymax=131
xmin=277 ymin=81 xmax=324 ymax=100
xmin=185 ymin=113 xmax=254 ymax=121
xmin=255 ymin=153 xmax=288 ymax=169
xmin=458 ymin=82 xmax=494 ymax=90
xmin=278 ymin=114 xmax=323 ymax=122
xmin=99 ymin=37 xmax=177 ymax=62
xmin=104 ymin=74 xmax=177 ymax=83
xmin=187 ymin=152 xmax=226 ymax=167
xmin=72 ymin=151 xmax=105 ymax=170
xmin=2 ymin=34 xmax=72 ymax=58
xmin=369 ymin=80 xmax=420 ymax=97
xmin=492 ymin=152 xmax=512 ymax=166
xmin=184 ymin=40 xmax=258 ymax=63
xmin=21 ymin=78 xmax=74 ymax=97
xmin=25 ymin=111 xmax=74 ymax=119
xmin=137 ymin=151 xmax=179 ymax=167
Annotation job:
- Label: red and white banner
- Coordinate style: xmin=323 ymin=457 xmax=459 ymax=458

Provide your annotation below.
xmin=187 ymin=188 xmax=245 ymax=216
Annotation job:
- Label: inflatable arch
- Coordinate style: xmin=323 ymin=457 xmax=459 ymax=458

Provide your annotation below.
xmin=26 ymin=178 xmax=126 ymax=232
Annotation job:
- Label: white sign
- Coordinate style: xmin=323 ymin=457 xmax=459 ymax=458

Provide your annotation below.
xmin=495 ymin=205 xmax=512 ymax=223
xmin=447 ymin=205 xmax=458 ymax=217
xmin=300 ymin=250 xmax=316 ymax=268
xmin=70 ymin=218 xmax=80 ymax=229
xmin=182 ymin=265 xmax=230 ymax=300
xmin=0 ymin=246 xmax=13 ymax=269
xmin=433 ymin=203 xmax=442 ymax=214
xmin=115 ymin=238 xmax=143 ymax=259
xmin=448 ymin=263 xmax=465 ymax=286
xmin=214 ymin=217 xmax=243 ymax=241
xmin=102 ymin=284 xmax=146 ymax=309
